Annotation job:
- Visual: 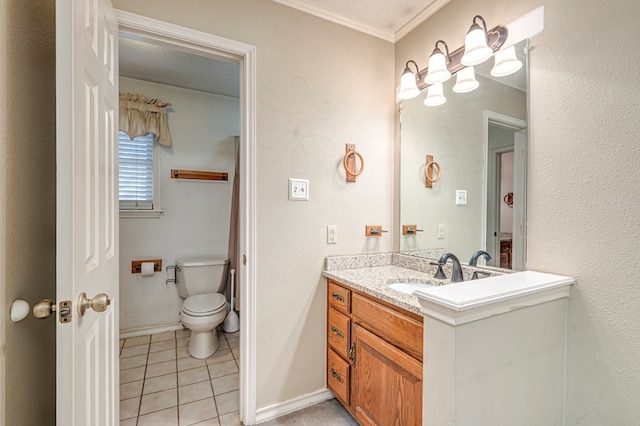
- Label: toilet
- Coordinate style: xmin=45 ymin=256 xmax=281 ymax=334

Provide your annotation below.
xmin=176 ymin=257 xmax=229 ymax=359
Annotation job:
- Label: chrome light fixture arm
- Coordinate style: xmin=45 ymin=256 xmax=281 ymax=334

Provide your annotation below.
xmin=402 ymin=60 xmax=422 ymax=86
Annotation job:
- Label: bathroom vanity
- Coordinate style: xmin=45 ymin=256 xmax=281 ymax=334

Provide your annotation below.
xmin=323 ymin=253 xmax=454 ymax=425
xmin=323 ymin=253 xmax=574 ymax=426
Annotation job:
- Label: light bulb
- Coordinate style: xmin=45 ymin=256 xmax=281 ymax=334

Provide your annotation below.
xmin=424 ymin=83 xmax=446 ymax=106
xmin=491 ymin=46 xmax=523 ymax=77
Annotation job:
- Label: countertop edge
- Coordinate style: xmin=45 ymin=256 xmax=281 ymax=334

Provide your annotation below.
xmin=323 ymin=269 xmax=424 ymax=315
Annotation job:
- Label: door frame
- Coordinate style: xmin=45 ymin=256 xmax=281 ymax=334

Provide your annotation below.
xmin=482 ymin=111 xmax=527 ymax=269
xmin=486 ymin=145 xmax=514 ymax=266
xmin=114 ymin=10 xmax=258 ymax=424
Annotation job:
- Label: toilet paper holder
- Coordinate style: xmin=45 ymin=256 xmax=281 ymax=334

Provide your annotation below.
xmin=165 ymin=264 xmax=180 ymax=285
xmin=131 ymin=259 xmax=162 ymax=274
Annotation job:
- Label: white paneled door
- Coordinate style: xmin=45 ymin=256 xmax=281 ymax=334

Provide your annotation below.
xmin=56 ymin=0 xmax=119 ymax=424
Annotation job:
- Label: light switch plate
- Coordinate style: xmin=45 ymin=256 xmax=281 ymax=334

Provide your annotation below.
xmin=289 ymin=178 xmax=309 ymax=200
xmin=327 ymin=225 xmax=337 ymax=244
xmin=455 ymin=190 xmax=468 ymax=206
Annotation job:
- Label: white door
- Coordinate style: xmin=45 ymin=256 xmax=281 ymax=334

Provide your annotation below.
xmin=56 ymin=0 xmax=119 ymax=424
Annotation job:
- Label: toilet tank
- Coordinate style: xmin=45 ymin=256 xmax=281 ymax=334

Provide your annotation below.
xmin=175 ymin=257 xmax=229 ymax=298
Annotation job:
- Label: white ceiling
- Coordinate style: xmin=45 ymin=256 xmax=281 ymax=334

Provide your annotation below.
xmin=117 ymin=0 xmax=457 ymax=97
xmin=119 ymin=36 xmax=240 ymax=98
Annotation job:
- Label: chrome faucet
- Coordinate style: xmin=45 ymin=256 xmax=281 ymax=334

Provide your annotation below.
xmin=469 ymin=250 xmax=492 ymax=267
xmin=438 ymin=253 xmax=464 ymax=283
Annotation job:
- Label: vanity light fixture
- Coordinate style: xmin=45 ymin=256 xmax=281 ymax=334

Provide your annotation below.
xmin=424 ymin=83 xmax=446 ymax=106
xmin=461 ymin=15 xmax=494 ymax=66
xmin=452 ymin=67 xmax=479 ymax=93
xmin=397 ymin=14 xmax=509 ymax=106
xmin=490 ymin=45 xmax=523 ymax=77
xmin=425 ymin=40 xmax=451 ymax=85
xmin=398 ymin=60 xmax=421 ymax=100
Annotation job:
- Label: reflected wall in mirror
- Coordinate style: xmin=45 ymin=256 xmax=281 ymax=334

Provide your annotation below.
xmin=400 ymin=40 xmax=528 ymax=271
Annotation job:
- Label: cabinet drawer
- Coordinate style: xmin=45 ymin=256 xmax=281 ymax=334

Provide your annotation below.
xmin=352 ymin=293 xmax=423 ymax=361
xmin=328 ymin=281 xmax=351 ymax=314
xmin=328 ymin=348 xmax=350 ymax=405
xmin=328 ymin=308 xmax=351 ymax=358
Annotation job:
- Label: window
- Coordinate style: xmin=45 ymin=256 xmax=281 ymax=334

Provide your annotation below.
xmin=118 ymin=131 xmax=155 ymax=211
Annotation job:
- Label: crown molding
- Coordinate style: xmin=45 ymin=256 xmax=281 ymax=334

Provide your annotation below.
xmin=272 ymin=0 xmax=452 ymax=43
xmin=271 ymin=0 xmax=395 ymax=42
xmin=394 ymin=0 xmax=451 ymax=42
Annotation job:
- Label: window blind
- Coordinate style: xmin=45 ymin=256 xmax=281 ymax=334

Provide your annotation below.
xmin=118 ymin=131 xmax=154 ymax=210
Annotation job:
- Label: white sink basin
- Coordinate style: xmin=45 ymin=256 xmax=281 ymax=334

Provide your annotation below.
xmin=388 ymin=282 xmax=431 ymax=295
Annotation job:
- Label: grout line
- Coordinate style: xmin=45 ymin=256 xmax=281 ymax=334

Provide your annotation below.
xmin=210 ymin=327 xmax=222 ymax=420
xmin=136 ymin=336 xmax=152 ymax=425
xmin=174 ymin=330 xmax=180 ymax=425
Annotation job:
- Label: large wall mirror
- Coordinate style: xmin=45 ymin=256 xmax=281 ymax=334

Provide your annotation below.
xmin=399 ymin=39 xmax=529 ymax=271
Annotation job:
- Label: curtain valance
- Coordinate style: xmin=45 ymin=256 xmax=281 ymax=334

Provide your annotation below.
xmin=119 ymin=93 xmax=172 ymax=146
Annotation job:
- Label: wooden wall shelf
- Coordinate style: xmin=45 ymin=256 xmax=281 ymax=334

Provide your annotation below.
xmin=171 ymin=169 xmax=228 ymax=181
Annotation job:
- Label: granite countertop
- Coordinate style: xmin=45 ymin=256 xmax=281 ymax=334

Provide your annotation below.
xmin=323 ymin=264 xmax=446 ymax=314
xmin=322 ymin=252 xmax=501 ymax=315
xmin=323 ymin=252 xmax=575 ymax=326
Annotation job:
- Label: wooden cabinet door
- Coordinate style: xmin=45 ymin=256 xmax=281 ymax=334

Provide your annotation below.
xmin=352 ymin=324 xmax=422 ymax=426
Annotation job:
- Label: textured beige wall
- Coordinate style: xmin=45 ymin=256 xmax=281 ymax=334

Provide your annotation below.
xmin=1 ymin=0 xmax=57 ymax=424
xmin=396 ymin=0 xmax=640 ymax=423
xmin=112 ymin=0 xmax=395 ymax=409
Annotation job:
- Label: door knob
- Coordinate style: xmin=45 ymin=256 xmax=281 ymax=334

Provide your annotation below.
xmin=32 ymin=299 xmax=73 ymax=323
xmin=78 ymin=292 xmax=111 ymax=317
xmin=33 ymin=299 xmax=57 ymax=319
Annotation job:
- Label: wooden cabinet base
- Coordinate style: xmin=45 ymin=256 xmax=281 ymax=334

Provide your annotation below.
xmin=326 ymin=280 xmax=423 ymax=425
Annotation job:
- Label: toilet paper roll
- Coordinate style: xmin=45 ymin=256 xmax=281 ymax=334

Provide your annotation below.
xmin=140 ymin=262 xmax=155 ymax=277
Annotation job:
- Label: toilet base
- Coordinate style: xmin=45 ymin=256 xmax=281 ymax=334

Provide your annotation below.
xmin=188 ymin=329 xmax=219 ymax=359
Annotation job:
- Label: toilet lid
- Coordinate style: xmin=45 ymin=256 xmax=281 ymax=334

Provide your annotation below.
xmin=182 ymin=293 xmax=226 ymax=316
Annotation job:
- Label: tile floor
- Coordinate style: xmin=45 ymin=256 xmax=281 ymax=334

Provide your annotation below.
xmin=119 ymin=328 xmax=356 ymax=425
xmin=119 ymin=328 xmax=241 ymax=426
xmin=259 ymin=399 xmax=358 ymax=426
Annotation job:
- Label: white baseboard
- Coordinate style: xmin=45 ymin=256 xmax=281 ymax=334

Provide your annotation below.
xmin=254 ymin=388 xmax=334 ymax=424
xmin=119 ymin=322 xmax=184 ymax=339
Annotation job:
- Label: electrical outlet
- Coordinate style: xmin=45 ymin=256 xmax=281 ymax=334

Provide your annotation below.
xmin=289 ymin=178 xmax=309 ymax=200
xmin=437 ymin=224 xmax=445 ymax=239
xmin=327 ymin=225 xmax=337 ymax=244
xmin=455 ymin=190 xmax=468 ymax=206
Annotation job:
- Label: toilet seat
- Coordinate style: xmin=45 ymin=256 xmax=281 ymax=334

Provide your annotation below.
xmin=182 ymin=293 xmax=226 ymax=317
